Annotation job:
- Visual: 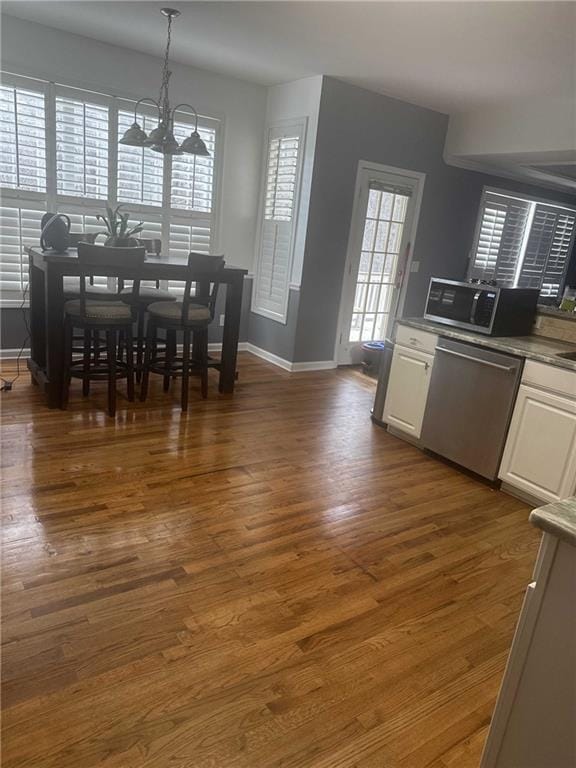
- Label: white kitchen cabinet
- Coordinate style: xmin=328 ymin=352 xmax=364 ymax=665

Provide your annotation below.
xmin=499 ymin=383 xmax=576 ymax=504
xmin=383 ymin=344 xmax=434 ymax=439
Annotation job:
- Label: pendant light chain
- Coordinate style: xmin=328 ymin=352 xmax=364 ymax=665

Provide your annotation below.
xmin=158 ymin=12 xmax=174 ymax=119
xmin=119 ymin=8 xmax=210 ymax=156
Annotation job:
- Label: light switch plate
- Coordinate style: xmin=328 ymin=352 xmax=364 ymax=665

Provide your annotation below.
xmin=410 ymin=261 xmax=420 ymax=273
xmin=219 ymin=314 xmax=225 ymax=326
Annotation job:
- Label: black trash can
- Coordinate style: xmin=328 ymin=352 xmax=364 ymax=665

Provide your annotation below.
xmin=361 ymin=341 xmax=386 ymax=377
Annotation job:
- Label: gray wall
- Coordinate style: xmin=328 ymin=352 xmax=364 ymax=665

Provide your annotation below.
xmin=293 ymin=77 xmax=576 ymax=363
xmin=1 ymin=308 xmax=29 ymax=351
xmin=248 ymin=289 xmax=301 ymax=360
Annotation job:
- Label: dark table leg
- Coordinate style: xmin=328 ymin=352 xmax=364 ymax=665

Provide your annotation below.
xmin=219 ymin=275 xmax=243 ymax=394
xmin=44 ymin=266 xmax=66 ymax=408
xmin=28 ymin=255 xmax=46 ymax=375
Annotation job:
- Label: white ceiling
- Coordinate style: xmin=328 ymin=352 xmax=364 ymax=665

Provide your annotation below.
xmin=2 ymin=1 xmax=574 ymax=114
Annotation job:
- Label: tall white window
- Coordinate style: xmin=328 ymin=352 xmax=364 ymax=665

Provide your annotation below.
xmin=469 ymin=188 xmax=576 ymax=299
xmin=252 ymin=121 xmax=305 ymax=323
xmin=0 ymin=73 xmax=220 ymax=305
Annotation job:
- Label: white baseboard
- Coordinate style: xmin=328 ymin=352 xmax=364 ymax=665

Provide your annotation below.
xmin=0 ymin=343 xmax=336 ymax=376
xmin=208 ymin=342 xmax=249 ymax=353
xmin=244 ymin=343 xmax=336 ymax=373
xmin=244 ymin=343 xmax=293 ymax=371
xmin=291 ymin=360 xmax=337 ymax=372
xmin=1 ymin=348 xmax=30 ymax=360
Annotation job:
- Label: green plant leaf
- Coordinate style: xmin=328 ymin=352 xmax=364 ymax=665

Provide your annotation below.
xmin=96 ymin=214 xmax=112 ymax=235
xmin=126 ymin=223 xmax=144 ymax=237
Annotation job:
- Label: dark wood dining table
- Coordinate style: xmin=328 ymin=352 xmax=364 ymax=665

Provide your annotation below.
xmin=26 ymin=247 xmax=247 ymax=408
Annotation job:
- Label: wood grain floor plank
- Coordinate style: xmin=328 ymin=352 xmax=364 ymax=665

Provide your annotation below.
xmin=0 ymin=355 xmax=536 ymax=767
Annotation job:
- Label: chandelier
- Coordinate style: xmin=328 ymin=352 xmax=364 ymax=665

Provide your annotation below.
xmin=119 ymin=8 xmax=209 ymax=156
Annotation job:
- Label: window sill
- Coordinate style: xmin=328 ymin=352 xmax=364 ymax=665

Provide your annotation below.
xmin=0 ymin=300 xmax=29 ymax=309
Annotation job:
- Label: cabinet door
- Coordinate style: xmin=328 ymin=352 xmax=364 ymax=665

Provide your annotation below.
xmin=499 ymin=385 xmax=576 ymax=503
xmin=383 ymin=345 xmax=434 ymax=439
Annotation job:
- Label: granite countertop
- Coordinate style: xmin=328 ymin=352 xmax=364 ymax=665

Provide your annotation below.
xmin=529 ymin=498 xmax=576 ymax=547
xmin=537 ymin=305 xmax=576 ymax=323
xmin=397 ymin=318 xmax=576 ymax=372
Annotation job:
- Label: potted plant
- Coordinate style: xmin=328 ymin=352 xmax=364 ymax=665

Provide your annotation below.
xmin=96 ymin=204 xmax=144 ymax=247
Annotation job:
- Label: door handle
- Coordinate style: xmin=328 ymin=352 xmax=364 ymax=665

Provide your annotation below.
xmin=435 ymin=346 xmax=516 ymax=372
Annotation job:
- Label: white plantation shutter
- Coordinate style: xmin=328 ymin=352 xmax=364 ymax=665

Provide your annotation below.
xmin=0 ymin=84 xmax=46 ymax=192
xmin=0 ymin=205 xmax=44 ymax=299
xmin=469 ymin=189 xmax=576 ymax=299
xmin=171 ymin=120 xmax=215 ymax=212
xmin=0 ymin=77 xmax=47 ymax=301
xmin=55 ymin=94 xmax=109 ymax=199
xmin=470 ymin=191 xmax=530 ymax=284
xmin=117 ymin=109 xmax=163 ymax=206
xmin=253 ymin=123 xmax=305 ymax=322
xmin=166 ymin=219 xmax=212 ymax=295
xmin=519 ymin=204 xmax=576 ymax=297
xmin=0 ymin=74 xmax=220 ymax=304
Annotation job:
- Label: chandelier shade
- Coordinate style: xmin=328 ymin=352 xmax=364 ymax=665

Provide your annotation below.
xmin=180 ymin=130 xmax=210 ymax=156
xmin=117 ymin=9 xmax=209 ymax=157
xmin=119 ymin=122 xmax=148 ymax=147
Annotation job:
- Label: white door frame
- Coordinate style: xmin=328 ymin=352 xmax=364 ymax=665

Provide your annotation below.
xmin=334 ymin=160 xmax=426 ymax=365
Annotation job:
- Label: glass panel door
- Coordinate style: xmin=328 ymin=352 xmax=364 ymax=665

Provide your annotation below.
xmin=349 ymin=186 xmax=410 ymax=343
xmin=337 ymin=165 xmax=423 ymax=365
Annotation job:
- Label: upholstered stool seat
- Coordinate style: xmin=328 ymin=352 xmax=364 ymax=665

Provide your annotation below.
xmin=61 ymin=243 xmax=146 ymax=417
xmin=147 ymin=301 xmax=211 ymax=324
xmin=64 ymin=300 xmax=133 ymax=323
xmin=140 ymin=253 xmax=225 ymax=411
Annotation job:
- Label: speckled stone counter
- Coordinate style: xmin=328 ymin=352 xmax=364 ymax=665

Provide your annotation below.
xmin=537 ymin=305 xmax=576 ymax=323
xmin=397 ymin=317 xmax=576 ymax=372
xmin=529 ymin=497 xmax=576 ymax=548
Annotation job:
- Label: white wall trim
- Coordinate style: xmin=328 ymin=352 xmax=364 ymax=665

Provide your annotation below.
xmin=0 ymin=343 xmax=337 ymax=375
xmin=291 ymin=360 xmax=337 ymax=372
xmin=0 ymin=344 xmax=250 ymax=360
xmin=207 ymin=342 xmax=249 ymax=353
xmin=1 ymin=348 xmax=30 ymax=360
xmin=245 ymin=343 xmax=336 ymax=372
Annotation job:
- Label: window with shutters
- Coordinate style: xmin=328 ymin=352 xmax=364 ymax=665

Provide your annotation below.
xmin=252 ymin=121 xmax=305 ymax=323
xmin=117 ymin=108 xmax=164 ymax=207
xmin=55 ymin=94 xmax=109 ymax=199
xmin=469 ymin=188 xmax=576 ymax=299
xmin=0 ymin=73 xmax=220 ymax=305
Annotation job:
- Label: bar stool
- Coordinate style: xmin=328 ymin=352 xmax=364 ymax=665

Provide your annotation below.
xmin=118 ymin=239 xmax=177 ymax=381
xmin=61 ymin=243 xmax=145 ymax=417
xmin=140 ymin=253 xmax=225 ymax=411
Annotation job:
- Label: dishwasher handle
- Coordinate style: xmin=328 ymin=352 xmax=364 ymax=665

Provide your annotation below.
xmin=434 ymin=345 xmax=516 ymax=372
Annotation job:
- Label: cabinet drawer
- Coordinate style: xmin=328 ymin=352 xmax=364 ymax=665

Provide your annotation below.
xmin=395 ymin=324 xmax=438 ymax=355
xmin=522 ymin=360 xmax=576 ymax=399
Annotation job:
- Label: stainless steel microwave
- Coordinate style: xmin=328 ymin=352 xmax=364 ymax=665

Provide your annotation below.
xmin=424 ymin=278 xmax=539 ymax=336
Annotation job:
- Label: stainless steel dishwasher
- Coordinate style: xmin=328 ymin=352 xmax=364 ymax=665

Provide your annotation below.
xmin=420 ymin=337 xmax=523 ymax=481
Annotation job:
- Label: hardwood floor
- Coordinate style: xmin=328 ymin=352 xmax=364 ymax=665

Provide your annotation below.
xmin=1 ymin=353 xmax=538 ymax=768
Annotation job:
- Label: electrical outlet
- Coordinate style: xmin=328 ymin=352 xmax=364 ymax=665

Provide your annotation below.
xmin=219 ymin=314 xmax=225 ymax=326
